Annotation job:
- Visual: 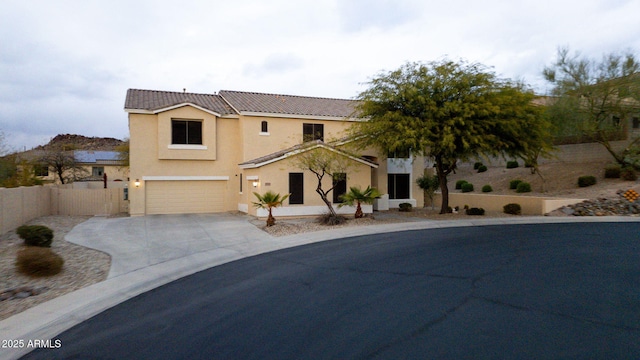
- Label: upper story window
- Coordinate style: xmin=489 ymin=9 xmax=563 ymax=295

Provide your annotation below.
xmin=172 ymin=120 xmax=202 ymax=145
xmin=303 ymin=123 xmax=324 ymax=142
xmin=388 ymin=148 xmax=411 ymax=159
xmin=633 ymin=117 xmax=639 ymax=129
xmin=261 ymin=121 xmax=268 ymax=133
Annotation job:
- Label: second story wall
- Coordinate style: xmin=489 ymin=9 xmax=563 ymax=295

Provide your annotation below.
xmin=240 ymin=115 xmax=357 ymax=162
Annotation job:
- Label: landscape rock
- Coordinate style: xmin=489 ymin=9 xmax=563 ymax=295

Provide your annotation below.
xmin=552 ymin=193 xmax=640 ymax=216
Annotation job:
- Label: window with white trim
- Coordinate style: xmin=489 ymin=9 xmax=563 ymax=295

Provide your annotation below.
xmin=388 ymin=174 xmax=410 ymax=199
xmin=172 ymin=120 xmax=203 ymax=145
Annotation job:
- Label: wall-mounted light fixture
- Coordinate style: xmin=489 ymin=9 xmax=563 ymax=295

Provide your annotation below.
xmin=134 ymin=179 xmax=140 ymax=188
xmin=247 ymin=175 xmax=259 ymax=188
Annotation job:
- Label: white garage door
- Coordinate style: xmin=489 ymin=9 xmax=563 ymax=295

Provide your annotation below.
xmin=146 ymin=180 xmax=226 ymax=214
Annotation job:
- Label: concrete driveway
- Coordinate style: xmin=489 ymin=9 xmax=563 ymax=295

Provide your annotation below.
xmin=66 ymin=213 xmax=274 ymax=278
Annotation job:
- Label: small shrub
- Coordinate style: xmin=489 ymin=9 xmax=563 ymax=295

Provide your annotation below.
xmin=465 ymin=207 xmax=485 ymax=216
xmin=516 ymin=182 xmax=532 ymax=193
xmin=398 ymin=203 xmax=413 ymax=212
xmin=503 ymin=203 xmax=522 ymax=215
xmin=621 ymin=167 xmax=638 ymax=181
xmin=604 ymin=164 xmax=621 ymax=178
xmin=455 ymin=180 xmax=468 ymax=190
xmin=316 ymin=213 xmax=347 ymax=225
xmin=506 ymin=161 xmax=519 ymax=169
xmin=509 ymin=179 xmax=523 ymax=190
xmin=16 ymin=225 xmax=54 ymax=248
xmin=477 ymin=165 xmax=488 ymax=173
xmin=473 ymin=162 xmax=483 ymax=170
xmin=461 ymin=182 xmax=474 ymax=193
xmin=15 ymin=247 xmax=64 ymax=277
xmin=481 ymin=184 xmax=493 ymax=193
xmin=578 ymin=175 xmax=597 ymax=187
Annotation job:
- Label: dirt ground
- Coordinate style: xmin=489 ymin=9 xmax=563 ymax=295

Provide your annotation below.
xmin=446 ymin=159 xmax=638 ymax=200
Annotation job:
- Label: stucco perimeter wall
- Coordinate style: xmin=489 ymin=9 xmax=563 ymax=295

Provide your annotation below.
xmin=433 ymin=193 xmax=585 ymax=215
xmin=0 ymin=186 xmax=52 ymax=235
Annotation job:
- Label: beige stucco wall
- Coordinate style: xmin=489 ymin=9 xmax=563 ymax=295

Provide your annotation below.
xmin=129 ymin=105 xmax=418 ymax=216
xmin=157 ymin=106 xmax=218 ymax=160
xmin=128 ymin=107 xmax=241 ymax=216
xmin=239 ymin=115 xmax=356 ymax=162
xmin=0 ymin=185 xmax=52 ymax=235
xmin=432 ymin=193 xmax=585 ymax=215
xmin=240 ymin=152 xmax=374 ymax=217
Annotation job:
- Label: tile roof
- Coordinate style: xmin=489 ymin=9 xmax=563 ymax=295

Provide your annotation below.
xmin=219 ymin=90 xmax=359 ymax=118
xmin=124 ymin=89 xmax=236 ymax=115
xmin=239 ymin=140 xmax=378 ymax=169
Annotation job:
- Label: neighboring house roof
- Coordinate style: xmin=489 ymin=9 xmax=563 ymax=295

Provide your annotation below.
xmin=74 ymin=151 xmax=121 ymax=165
xmin=239 ymin=140 xmax=378 ymax=169
xmin=124 ymin=89 xmax=236 ymax=116
xmin=219 ymin=90 xmax=359 ymax=118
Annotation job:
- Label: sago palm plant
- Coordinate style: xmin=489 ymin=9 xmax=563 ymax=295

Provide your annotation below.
xmin=339 ymin=185 xmax=381 ymax=218
xmin=252 ymin=191 xmax=289 ymax=226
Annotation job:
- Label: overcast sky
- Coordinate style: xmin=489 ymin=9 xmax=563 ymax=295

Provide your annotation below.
xmin=1 ymin=0 xmax=639 ymax=151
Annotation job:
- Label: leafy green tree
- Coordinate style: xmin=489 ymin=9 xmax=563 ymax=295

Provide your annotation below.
xmin=252 ymin=191 xmax=290 ymax=227
xmin=416 ymin=174 xmax=439 ymax=210
xmin=338 ymin=185 xmax=381 ymax=218
xmin=352 ymin=60 xmax=548 ymax=213
xmin=543 ymin=47 xmax=640 ymax=166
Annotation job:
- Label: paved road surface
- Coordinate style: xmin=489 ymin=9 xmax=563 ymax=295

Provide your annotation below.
xmin=22 ymin=222 xmax=640 ymax=359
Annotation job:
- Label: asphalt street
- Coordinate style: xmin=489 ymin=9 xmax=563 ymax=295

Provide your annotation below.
xmin=22 ymin=222 xmax=640 ymax=359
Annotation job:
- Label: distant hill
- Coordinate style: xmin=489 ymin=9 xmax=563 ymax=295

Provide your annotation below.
xmin=34 ymin=134 xmax=125 ymax=151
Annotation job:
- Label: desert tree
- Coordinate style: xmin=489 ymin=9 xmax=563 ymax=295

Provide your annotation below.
xmin=543 ymin=47 xmax=640 ymax=167
xmin=351 ymin=59 xmax=550 ymax=213
xmin=291 ymin=141 xmax=359 ymax=224
xmin=39 ymin=145 xmax=88 ymax=184
xmin=115 ymin=138 xmax=130 ymax=170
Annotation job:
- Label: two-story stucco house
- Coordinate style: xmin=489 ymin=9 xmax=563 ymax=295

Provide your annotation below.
xmin=124 ymin=89 xmax=424 ymax=217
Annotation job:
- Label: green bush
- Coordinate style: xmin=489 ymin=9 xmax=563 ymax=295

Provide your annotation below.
xmin=481 ymin=184 xmax=493 ymax=193
xmin=621 ymin=167 xmax=638 ymax=181
xmin=461 ymin=182 xmax=474 ymax=193
xmin=399 ymin=203 xmax=413 ymax=212
xmin=15 ymin=247 xmax=64 ymax=277
xmin=503 ymin=203 xmax=522 ymax=215
xmin=465 ymin=207 xmax=485 ymax=215
xmin=604 ymin=164 xmax=621 ymax=178
xmin=473 ymin=162 xmax=483 ymax=170
xmin=506 ymin=161 xmax=519 ymax=169
xmin=477 ymin=165 xmax=488 ymax=173
xmin=455 ymin=180 xmax=468 ymax=190
xmin=578 ymin=175 xmax=597 ymax=187
xmin=16 ymin=225 xmax=54 ymax=248
xmin=516 ymin=182 xmax=532 ymax=193
xmin=509 ymin=179 xmax=522 ymax=190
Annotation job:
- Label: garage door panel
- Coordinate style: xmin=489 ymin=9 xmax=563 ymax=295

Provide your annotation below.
xmin=146 ymin=181 xmax=226 ymax=214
